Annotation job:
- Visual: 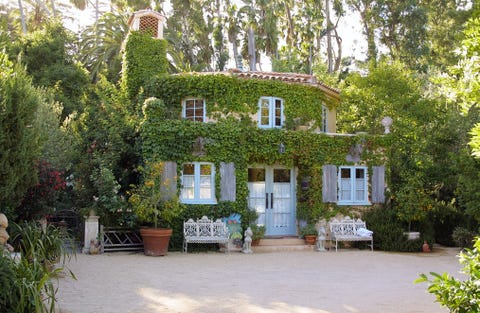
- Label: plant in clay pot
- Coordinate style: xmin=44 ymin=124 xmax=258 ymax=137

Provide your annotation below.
xmin=300 ymin=223 xmax=318 ymax=245
xmin=129 ymin=161 xmax=181 ymax=256
xmin=250 ymin=224 xmax=266 ymax=246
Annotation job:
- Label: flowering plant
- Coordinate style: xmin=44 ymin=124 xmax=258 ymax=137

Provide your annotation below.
xmin=129 ymin=161 xmax=181 ymax=228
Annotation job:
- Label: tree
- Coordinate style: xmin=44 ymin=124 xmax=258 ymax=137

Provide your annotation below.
xmin=0 ymin=53 xmax=44 ymax=218
xmin=339 ymin=60 xmax=440 ymax=231
xmin=70 ymin=76 xmax=139 ymax=227
xmin=12 ymin=21 xmax=90 ymax=119
xmin=165 ymin=0 xmax=214 ymax=72
xmin=79 ymin=11 xmax=129 ymax=83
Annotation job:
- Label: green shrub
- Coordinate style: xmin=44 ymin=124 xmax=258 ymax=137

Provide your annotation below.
xmin=452 ymin=227 xmax=477 ymax=249
xmin=0 ymin=255 xmax=16 ymax=309
xmin=416 ymin=237 xmax=480 ymax=312
xmin=428 ymin=200 xmax=467 ymax=246
xmin=363 ymin=206 xmax=432 ymax=252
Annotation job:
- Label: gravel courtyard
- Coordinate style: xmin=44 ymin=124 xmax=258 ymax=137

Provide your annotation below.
xmin=55 ymin=246 xmax=463 ymax=313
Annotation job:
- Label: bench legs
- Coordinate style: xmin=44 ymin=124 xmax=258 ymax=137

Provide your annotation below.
xmin=331 ymin=239 xmax=373 ymax=252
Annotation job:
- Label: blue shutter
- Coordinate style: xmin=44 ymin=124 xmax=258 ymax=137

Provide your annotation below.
xmin=161 ymin=161 xmax=177 ymax=200
xmin=220 ymin=162 xmax=236 ymax=201
xmin=322 ymin=165 xmax=337 ymax=202
xmin=372 ymin=166 xmax=385 ymax=203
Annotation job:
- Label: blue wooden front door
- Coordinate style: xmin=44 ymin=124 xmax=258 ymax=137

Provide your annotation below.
xmin=247 ymin=166 xmax=296 ymax=236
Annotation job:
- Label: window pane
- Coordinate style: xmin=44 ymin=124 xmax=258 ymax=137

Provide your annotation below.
xmin=248 ymin=168 xmax=265 ymax=182
xmin=183 ymin=164 xmax=194 ymax=175
xmin=274 ymin=99 xmax=282 ymax=126
xmin=356 ymin=168 xmax=365 ymax=179
xmin=184 ymin=99 xmax=204 ymax=122
xmin=181 ymin=187 xmax=195 ymax=199
xmin=199 ymin=176 xmax=212 ymax=199
xmin=200 ymin=164 xmax=211 ymax=175
xmin=341 ymin=168 xmax=351 ymax=178
xmin=274 ymin=169 xmax=290 ymax=183
xmin=340 ymin=178 xmax=351 ymax=200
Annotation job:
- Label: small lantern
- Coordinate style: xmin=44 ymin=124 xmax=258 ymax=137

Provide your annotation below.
xmin=278 ymin=143 xmax=286 ymax=154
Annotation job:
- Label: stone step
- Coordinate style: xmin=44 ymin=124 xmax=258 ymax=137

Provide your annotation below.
xmin=250 ymin=237 xmax=319 ymax=253
xmin=257 ymin=237 xmax=305 ymax=246
xmin=252 ymin=244 xmax=315 ymax=253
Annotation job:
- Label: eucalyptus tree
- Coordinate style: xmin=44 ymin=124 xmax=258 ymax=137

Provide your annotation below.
xmin=345 ymin=0 xmax=379 ymax=64
xmin=422 ymin=0 xmax=473 ymax=70
xmin=165 ymin=0 xmax=214 ymax=72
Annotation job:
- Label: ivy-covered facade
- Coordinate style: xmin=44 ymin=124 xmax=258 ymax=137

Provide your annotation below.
xmin=126 ymin=10 xmax=389 ymax=237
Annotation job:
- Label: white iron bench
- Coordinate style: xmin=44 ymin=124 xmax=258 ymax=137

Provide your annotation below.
xmin=183 ymin=216 xmax=230 ymax=253
xmin=329 ymin=217 xmax=373 ymax=251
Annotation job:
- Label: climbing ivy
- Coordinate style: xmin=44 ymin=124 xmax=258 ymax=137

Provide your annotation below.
xmin=121 ymin=31 xmax=168 ymax=101
xmin=141 ymin=91 xmax=390 ymax=224
xmin=144 ymin=73 xmax=338 ymax=130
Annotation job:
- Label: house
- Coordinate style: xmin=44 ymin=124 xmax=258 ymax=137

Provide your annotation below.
xmin=125 ymin=10 xmax=387 ymax=238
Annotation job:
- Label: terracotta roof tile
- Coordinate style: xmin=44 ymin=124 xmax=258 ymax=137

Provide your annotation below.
xmin=174 ymin=70 xmax=340 ymax=101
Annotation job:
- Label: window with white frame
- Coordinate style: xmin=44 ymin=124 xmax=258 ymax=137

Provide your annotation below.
xmin=338 ymin=166 xmax=369 ymax=205
xmin=180 ymin=162 xmax=216 ymax=204
xmin=182 ymin=98 xmax=206 ymax=122
xmin=258 ymin=97 xmax=284 ymax=128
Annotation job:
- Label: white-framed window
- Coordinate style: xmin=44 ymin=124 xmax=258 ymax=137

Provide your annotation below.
xmin=182 ymin=98 xmax=206 ymax=122
xmin=258 ymin=97 xmax=284 ymax=128
xmin=180 ymin=162 xmax=216 ymax=204
xmin=338 ymin=166 xmax=370 ymax=205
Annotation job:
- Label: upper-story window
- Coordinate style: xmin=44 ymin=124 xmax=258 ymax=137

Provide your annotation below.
xmin=258 ymin=97 xmax=284 ymax=128
xmin=338 ymin=166 xmax=369 ymax=205
xmin=182 ymin=98 xmax=206 ymax=122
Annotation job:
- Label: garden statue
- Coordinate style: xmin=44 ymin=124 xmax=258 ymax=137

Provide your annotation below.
xmin=89 ymin=239 xmax=101 ymax=254
xmin=316 ymin=225 xmax=326 ymax=252
xmin=0 ymin=213 xmax=14 ymax=254
xmin=242 ymin=227 xmax=253 ymax=254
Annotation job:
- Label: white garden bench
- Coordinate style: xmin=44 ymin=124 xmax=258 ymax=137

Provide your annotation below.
xmin=329 ymin=217 xmax=373 ymax=251
xmin=183 ymin=216 xmax=230 ymax=253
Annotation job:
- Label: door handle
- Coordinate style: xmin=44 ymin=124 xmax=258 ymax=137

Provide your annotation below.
xmin=270 ymin=193 xmax=274 ymax=209
xmin=265 ymin=193 xmax=268 ymax=209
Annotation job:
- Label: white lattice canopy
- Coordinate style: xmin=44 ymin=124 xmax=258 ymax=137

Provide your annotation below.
xmin=128 ymin=9 xmax=165 ymax=39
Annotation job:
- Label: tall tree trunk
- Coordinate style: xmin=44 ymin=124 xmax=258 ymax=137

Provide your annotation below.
xmin=50 ymin=0 xmax=56 ymax=16
xmin=326 ymin=0 xmax=333 ymax=73
xmin=248 ymin=27 xmax=256 ymax=71
xmin=333 ymin=27 xmax=342 ymax=71
xmin=18 ymin=0 xmax=27 ymax=34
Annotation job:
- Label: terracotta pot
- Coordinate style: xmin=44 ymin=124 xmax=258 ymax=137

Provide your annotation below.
xmin=140 ymin=228 xmax=172 ymax=256
xmin=304 ymin=235 xmax=317 ymax=245
xmin=422 ymin=241 xmax=431 ymax=252
xmin=252 ymin=239 xmax=261 ymax=246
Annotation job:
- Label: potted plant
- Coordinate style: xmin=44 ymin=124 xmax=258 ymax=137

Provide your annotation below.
xmin=250 ymin=224 xmax=266 ymax=246
xmin=129 ymin=161 xmax=180 ymax=256
xmin=300 ymin=223 xmax=318 ymax=245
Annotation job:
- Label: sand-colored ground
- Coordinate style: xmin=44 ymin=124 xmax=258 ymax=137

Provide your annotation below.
xmin=55 ymin=246 xmax=463 ymax=313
